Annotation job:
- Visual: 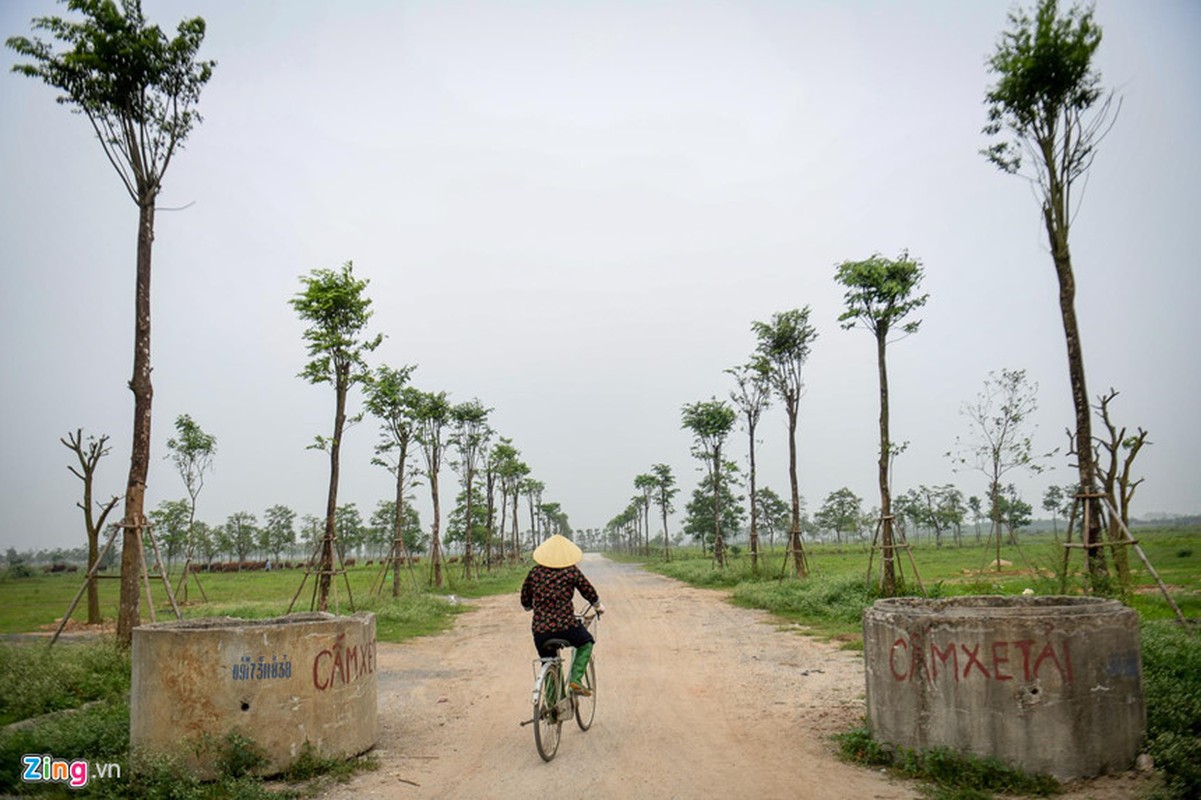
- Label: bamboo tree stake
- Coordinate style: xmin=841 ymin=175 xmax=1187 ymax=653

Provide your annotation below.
xmin=49 ymin=526 xmax=119 ymax=648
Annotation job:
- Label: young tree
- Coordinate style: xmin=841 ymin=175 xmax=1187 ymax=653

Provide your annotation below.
xmin=10 ymin=0 xmax=215 ymax=645
xmin=165 ymin=413 xmax=215 ymax=600
xmin=522 ymin=477 xmax=545 ymax=552
xmin=261 ymin=504 xmax=296 ymax=564
xmin=370 ymin=500 xmax=426 ymax=555
xmin=836 ymin=252 xmax=928 ymax=595
xmin=1092 ymin=389 xmax=1149 ymax=585
xmin=983 ymin=0 xmax=1118 ymax=578
xmin=335 ymin=503 xmax=366 ymax=560
xmin=998 ymin=485 xmax=1034 ymax=539
xmin=753 ymin=486 xmax=790 ymax=552
xmin=752 ymin=308 xmax=818 ymax=577
xmin=633 ymin=473 xmax=657 ymax=556
xmin=412 ymin=389 xmax=452 ymax=587
xmin=949 ymin=369 xmax=1048 ymax=569
xmin=681 ymin=465 xmax=745 ymax=552
xmin=967 ymin=495 xmax=985 ymax=543
xmin=649 ymin=463 xmax=678 ymax=561
xmin=364 ymin=363 xmax=420 ymax=595
xmin=1042 ymin=484 xmax=1066 ymax=535
xmin=60 ymin=429 xmax=120 ymax=624
xmin=148 ymin=499 xmax=190 ymax=568
xmin=491 ymin=438 xmax=522 ymax=563
xmin=225 ymin=512 xmax=257 ymax=569
xmin=449 ymin=399 xmax=491 ymax=579
xmin=813 ymin=488 xmax=864 ymax=544
xmin=727 ymin=359 xmax=772 ymax=575
xmin=681 ymin=399 xmax=738 ymax=567
xmin=291 ymin=261 xmax=381 ymax=610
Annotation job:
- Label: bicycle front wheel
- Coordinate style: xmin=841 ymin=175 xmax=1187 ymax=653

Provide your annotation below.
xmin=574 ymin=658 xmax=596 ymax=731
xmin=533 ymin=662 xmax=563 ymax=761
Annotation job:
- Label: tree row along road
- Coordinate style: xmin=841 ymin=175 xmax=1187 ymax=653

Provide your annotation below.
xmin=317 ymin=554 xmax=912 ymax=799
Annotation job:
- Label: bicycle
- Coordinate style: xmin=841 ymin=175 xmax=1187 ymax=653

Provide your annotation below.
xmin=520 ymin=602 xmax=599 ymax=761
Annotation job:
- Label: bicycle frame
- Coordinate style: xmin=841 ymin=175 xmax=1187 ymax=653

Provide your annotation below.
xmin=521 ymin=602 xmax=600 ymax=760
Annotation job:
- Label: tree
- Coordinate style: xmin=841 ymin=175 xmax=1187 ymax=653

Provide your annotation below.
xmin=836 ymin=252 xmax=928 ymax=595
xmin=447 ymin=488 xmax=488 ymax=553
xmin=998 ymin=485 xmax=1033 ymax=538
xmin=753 ymin=486 xmax=790 ymax=552
xmin=491 ymin=438 xmax=524 ymax=563
xmin=261 ymin=504 xmax=296 ymax=563
xmin=10 ymin=0 xmax=215 ymax=646
xmin=949 ymin=368 xmax=1048 ymax=569
xmin=60 ymin=429 xmax=120 ymax=624
xmin=522 ymin=477 xmax=545 ymax=552
xmin=1092 ymin=388 xmax=1150 ymax=586
xmin=148 ymin=498 xmax=190 ymax=567
xmin=412 ymin=389 xmax=452 ymax=588
xmin=813 ymin=488 xmax=863 ymax=544
xmin=681 ymin=398 xmax=737 ymax=567
xmin=681 ymin=465 xmax=745 ymax=552
xmin=727 ymin=359 xmax=772 ymax=575
xmin=165 ymin=413 xmax=215 ymax=600
xmin=225 ymin=512 xmax=257 ymax=569
xmin=649 ymin=463 xmax=678 ymax=561
xmin=1042 ymin=484 xmax=1065 ymax=535
xmin=364 ymin=363 xmax=419 ymax=596
xmin=752 ymin=308 xmax=818 ymax=577
xmin=633 ymin=473 xmax=657 ymax=556
xmin=983 ymin=0 xmax=1118 ymax=578
xmin=335 ymin=503 xmax=365 ymax=559
xmin=449 ymin=399 xmax=492 ymax=579
xmin=291 ymin=261 xmax=381 ymax=610
xmin=967 ymin=495 xmax=985 ymax=543
xmin=370 ymin=500 xmax=425 ymax=555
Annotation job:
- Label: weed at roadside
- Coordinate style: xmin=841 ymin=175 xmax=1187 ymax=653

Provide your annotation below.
xmin=834 ymin=725 xmax=1057 ymax=800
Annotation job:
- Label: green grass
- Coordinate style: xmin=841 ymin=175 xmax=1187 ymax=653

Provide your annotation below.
xmin=0 ymin=561 xmax=531 ymax=644
xmin=834 ymin=726 xmax=1059 ymax=800
xmin=0 ymin=558 xmax=527 ymax=798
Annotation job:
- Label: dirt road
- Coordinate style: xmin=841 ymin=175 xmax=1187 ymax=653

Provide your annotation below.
xmin=317 ymin=554 xmax=1148 ymax=800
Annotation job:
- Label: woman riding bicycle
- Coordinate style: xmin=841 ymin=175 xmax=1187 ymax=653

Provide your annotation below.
xmin=520 ymin=534 xmax=604 ymax=696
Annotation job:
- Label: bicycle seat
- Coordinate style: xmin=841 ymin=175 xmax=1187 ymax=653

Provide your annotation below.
xmin=543 ymin=638 xmax=571 ymax=652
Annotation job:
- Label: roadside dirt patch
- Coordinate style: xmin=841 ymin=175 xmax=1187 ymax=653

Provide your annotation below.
xmin=315 ymin=555 xmax=1152 ymax=799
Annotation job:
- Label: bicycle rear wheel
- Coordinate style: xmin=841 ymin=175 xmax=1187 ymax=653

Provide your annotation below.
xmin=533 ymin=662 xmax=563 ymax=761
xmin=574 ymin=658 xmax=596 ymax=731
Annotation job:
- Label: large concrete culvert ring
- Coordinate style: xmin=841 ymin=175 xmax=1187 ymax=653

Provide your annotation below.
xmin=862 ymin=595 xmax=1144 ymax=780
xmin=130 ymin=612 xmax=377 ymax=778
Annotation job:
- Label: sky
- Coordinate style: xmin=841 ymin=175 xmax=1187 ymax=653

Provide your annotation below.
xmin=1 ymin=0 xmax=1199 ymax=554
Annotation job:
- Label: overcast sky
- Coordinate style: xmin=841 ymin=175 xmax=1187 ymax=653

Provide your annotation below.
xmin=2 ymin=0 xmax=1198 ymax=554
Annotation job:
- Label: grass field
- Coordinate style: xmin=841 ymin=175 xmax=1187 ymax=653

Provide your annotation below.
xmin=0 ymin=559 xmax=528 ymax=642
xmin=618 ymin=527 xmax=1201 ymax=642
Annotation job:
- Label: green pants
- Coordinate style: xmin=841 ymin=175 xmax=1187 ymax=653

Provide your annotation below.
xmin=570 ymin=642 xmax=593 ymax=685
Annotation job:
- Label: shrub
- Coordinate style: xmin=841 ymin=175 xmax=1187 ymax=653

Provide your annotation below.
xmin=1141 ymin=620 xmax=1201 ymax=800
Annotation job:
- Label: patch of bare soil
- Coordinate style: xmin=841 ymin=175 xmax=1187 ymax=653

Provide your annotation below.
xmin=315 ymin=555 xmax=1152 ymax=800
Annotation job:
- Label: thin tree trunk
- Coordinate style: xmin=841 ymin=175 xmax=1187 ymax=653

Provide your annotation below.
xmin=876 ymin=330 xmax=896 ymax=596
xmin=317 ymin=368 xmax=348 ymax=611
xmin=712 ymin=446 xmax=725 ymax=567
xmin=463 ymin=467 xmax=475 ymax=580
xmin=430 ymin=467 xmax=443 ymax=588
xmin=391 ymin=438 xmax=408 ymax=598
xmin=748 ymin=421 xmax=760 ymax=576
xmin=787 ymin=408 xmax=808 ymax=577
xmin=117 ymin=199 xmax=156 ymax=646
xmin=1043 ymin=163 xmax=1106 ymax=579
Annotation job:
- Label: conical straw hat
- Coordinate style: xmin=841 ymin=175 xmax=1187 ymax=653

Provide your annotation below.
xmin=532 ymin=534 xmax=582 ymax=568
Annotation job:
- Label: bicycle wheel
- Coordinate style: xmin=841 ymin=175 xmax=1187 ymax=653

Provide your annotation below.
xmin=533 ymin=661 xmax=563 ymax=762
xmin=574 ymin=657 xmax=596 ymax=731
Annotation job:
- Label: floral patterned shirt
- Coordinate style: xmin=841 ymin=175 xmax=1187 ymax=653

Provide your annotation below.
xmin=520 ymin=565 xmax=599 ymax=634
